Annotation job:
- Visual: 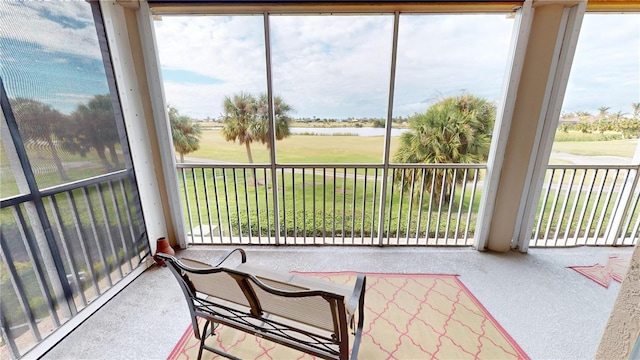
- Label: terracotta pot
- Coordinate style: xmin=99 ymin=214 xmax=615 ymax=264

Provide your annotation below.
xmin=153 ymin=237 xmax=175 ymax=266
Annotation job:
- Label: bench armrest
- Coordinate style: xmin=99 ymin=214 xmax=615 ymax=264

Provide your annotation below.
xmin=211 ymin=248 xmax=246 ymax=267
xmin=347 ymin=273 xmax=366 ymax=360
xmin=347 ymin=273 xmax=366 ymax=315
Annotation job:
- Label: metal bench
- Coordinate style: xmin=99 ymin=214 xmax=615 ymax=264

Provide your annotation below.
xmin=157 ymin=249 xmax=366 ymax=360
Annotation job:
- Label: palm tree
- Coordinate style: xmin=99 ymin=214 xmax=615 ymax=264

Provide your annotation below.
xmin=597 ymin=106 xmax=610 ymax=119
xmin=221 ymin=92 xmax=293 ymax=163
xmin=632 ymin=102 xmax=640 ymax=119
xmin=393 ymin=93 xmax=495 ymax=202
xmin=221 ymin=92 xmax=260 ymax=163
xmin=168 ymin=105 xmax=201 ymax=162
xmin=11 ymin=98 xmax=70 ymax=180
xmin=255 ymin=93 xmax=293 ymax=148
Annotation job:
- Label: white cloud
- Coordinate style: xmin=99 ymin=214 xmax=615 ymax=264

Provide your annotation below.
xmin=562 ymin=13 xmax=640 ymax=115
xmin=0 ymin=1 xmax=100 ymax=60
xmin=269 ymin=15 xmax=394 ymax=119
xmin=153 ymin=12 xmax=639 ymax=120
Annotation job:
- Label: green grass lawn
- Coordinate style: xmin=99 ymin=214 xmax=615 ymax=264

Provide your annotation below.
xmin=187 ymin=129 xmax=637 ymax=164
xmin=551 ymin=138 xmax=637 ymax=157
xmin=182 ymin=129 xmax=398 ymax=163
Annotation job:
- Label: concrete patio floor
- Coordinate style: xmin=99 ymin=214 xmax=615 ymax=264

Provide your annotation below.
xmin=42 ymin=245 xmax=634 ymax=360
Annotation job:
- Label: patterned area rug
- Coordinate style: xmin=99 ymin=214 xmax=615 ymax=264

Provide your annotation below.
xmin=568 ymin=256 xmax=630 ymax=288
xmin=168 ymin=272 xmax=529 ymax=360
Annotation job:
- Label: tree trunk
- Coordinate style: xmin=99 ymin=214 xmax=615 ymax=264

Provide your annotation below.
xmin=108 ymin=144 xmax=121 ymax=169
xmin=46 ymin=135 xmax=69 ymax=181
xmin=245 ymin=142 xmax=257 ymax=186
xmin=180 ymin=152 xmax=185 ymax=163
xmin=96 ymin=147 xmax=113 ymax=172
xmin=245 ymin=142 xmax=254 ymax=163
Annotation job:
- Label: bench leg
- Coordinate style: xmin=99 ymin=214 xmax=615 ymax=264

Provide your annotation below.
xmin=197 ymin=320 xmax=241 ymax=360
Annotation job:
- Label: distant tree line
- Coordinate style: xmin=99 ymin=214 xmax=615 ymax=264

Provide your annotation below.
xmin=559 ymin=103 xmax=640 ymax=139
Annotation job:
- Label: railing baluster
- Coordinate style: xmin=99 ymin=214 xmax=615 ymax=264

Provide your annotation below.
xmin=202 ymin=169 xmax=214 ymax=245
xmin=370 ymin=168 xmax=378 ymax=242
xmin=211 ymin=168 xmax=224 ymax=243
xmin=302 ymin=168 xmax=307 ymax=241
xmin=406 ymin=168 xmax=416 ymax=244
xmin=351 ymin=168 xmax=357 ymax=244
xmin=563 ymin=169 xmax=587 ymax=245
xmin=584 ymin=169 xmax=608 ymax=244
xmin=13 ymin=205 xmax=61 ymax=326
xmin=181 ymin=169 xmax=194 ymax=244
xmin=313 ymin=168 xmax=317 ymax=243
xmin=332 ymin=168 xmax=336 ymax=244
xmin=360 ymin=169 xmax=367 ymax=244
xmin=627 ymin=192 xmax=640 ymax=245
xmin=342 ymin=167 xmax=347 ymax=243
xmin=118 ymin=179 xmax=141 ymax=261
xmin=534 ymin=169 xmax=554 ymax=246
xmin=396 ymin=168 xmax=404 ymax=244
xmin=191 ymin=168 xmax=205 ymax=244
xmin=253 ymin=168 xmax=261 ymax=244
xmin=434 ymin=170 xmax=447 ymax=245
xmin=605 ymin=169 xmax=632 ymax=244
xmin=416 ymin=169 xmax=427 ymax=244
xmin=0 ymin=229 xmax=42 ymax=341
xmin=425 ymin=169 xmax=436 ymax=245
xmin=243 ymin=168 xmax=252 ymax=243
xmin=67 ymin=191 xmax=100 ymax=296
xmin=543 ymin=169 xmax=564 ymax=246
xmin=0 ymin=305 xmax=19 ymax=358
xmin=618 ymin=182 xmax=639 ymax=245
xmin=454 ymin=169 xmax=468 ymax=245
xmin=554 ymin=169 xmax=576 ymax=246
xmin=292 ymin=167 xmax=297 ymax=243
xmin=593 ymin=169 xmax=621 ymax=244
xmin=574 ymin=169 xmax=598 ymax=244
xmin=82 ymin=186 xmax=112 ymax=287
xmin=464 ymin=169 xmax=479 ymax=245
xmin=232 ymin=169 xmax=242 ymax=241
xmin=263 ymin=169 xmax=271 ymax=243
xmin=107 ymin=181 xmax=132 ymax=272
xmin=321 ymin=168 xmax=328 ymax=242
xmin=96 ymin=183 xmax=124 ymax=279
xmin=387 ymin=169 xmax=395 ymax=243
xmin=49 ymin=195 xmax=86 ymax=307
xmin=222 ymin=169 xmax=233 ymax=241
xmin=444 ymin=168 xmax=457 ymax=244
xmin=281 ymin=168 xmax=286 ymax=243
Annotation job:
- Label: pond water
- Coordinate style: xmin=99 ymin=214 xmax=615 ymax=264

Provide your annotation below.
xmin=290 ymin=127 xmax=409 ymax=137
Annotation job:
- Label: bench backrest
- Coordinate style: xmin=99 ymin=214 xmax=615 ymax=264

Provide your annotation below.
xmin=166 ymin=257 xmax=347 ymax=338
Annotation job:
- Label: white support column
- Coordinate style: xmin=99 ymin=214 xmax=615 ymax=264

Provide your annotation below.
xmin=100 ymin=1 xmax=170 ymax=249
xmin=477 ymin=0 xmax=586 ymax=252
xmin=134 ymin=1 xmax=188 ymax=248
xmin=514 ymin=1 xmax=586 ymax=252
xmin=474 ymin=0 xmax=533 ymax=251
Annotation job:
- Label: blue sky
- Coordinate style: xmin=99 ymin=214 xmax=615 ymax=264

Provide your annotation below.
xmin=154 ymin=12 xmax=640 ymax=120
xmin=1 ymin=2 xmax=638 ymax=120
xmin=0 ymin=1 xmax=108 ymax=114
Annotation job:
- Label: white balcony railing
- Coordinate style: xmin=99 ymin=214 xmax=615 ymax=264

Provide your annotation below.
xmin=178 ymin=163 xmax=639 ymax=247
xmin=179 ymin=163 xmax=483 ymax=246
xmin=532 ymin=165 xmax=640 ymax=247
